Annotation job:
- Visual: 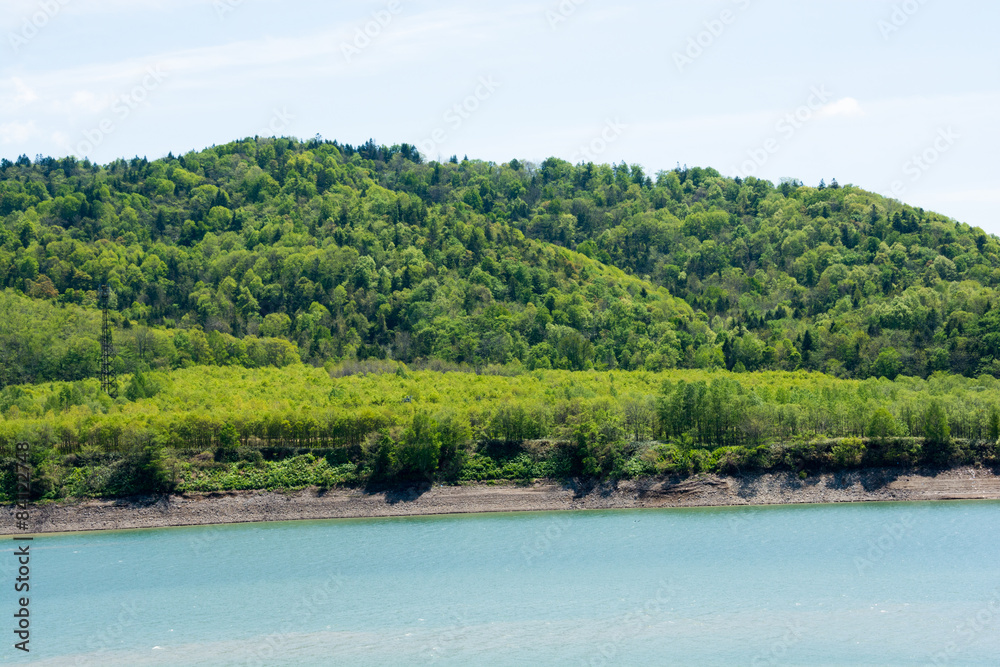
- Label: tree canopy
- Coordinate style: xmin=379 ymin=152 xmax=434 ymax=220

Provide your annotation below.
xmin=2 ymin=138 xmax=1000 ymax=385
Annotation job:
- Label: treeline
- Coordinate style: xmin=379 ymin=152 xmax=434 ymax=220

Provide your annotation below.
xmin=0 ymin=289 xmax=299 ymax=386
xmin=1 ymin=367 xmax=998 ymax=500
xmin=3 ymin=138 xmax=1000 ymax=384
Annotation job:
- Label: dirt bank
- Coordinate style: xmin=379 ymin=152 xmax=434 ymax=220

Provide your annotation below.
xmin=4 ymin=466 xmax=999 ymax=534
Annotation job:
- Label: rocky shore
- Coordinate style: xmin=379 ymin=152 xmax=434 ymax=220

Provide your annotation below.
xmin=4 ymin=466 xmax=999 ymax=534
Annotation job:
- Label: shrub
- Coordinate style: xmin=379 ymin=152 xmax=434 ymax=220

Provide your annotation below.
xmin=458 ymin=454 xmax=503 ymax=481
xmin=832 ymin=437 xmax=866 ymax=468
xmin=618 ymin=456 xmax=655 ymax=478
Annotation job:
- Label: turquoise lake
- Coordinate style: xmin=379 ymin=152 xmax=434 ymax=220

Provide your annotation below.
xmin=3 ymin=501 xmax=999 ymax=666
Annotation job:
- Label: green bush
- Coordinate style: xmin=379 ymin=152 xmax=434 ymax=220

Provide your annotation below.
xmin=832 ymin=437 xmax=866 ymax=468
xmin=458 ymin=454 xmax=503 ymax=481
xmin=618 ymin=455 xmax=655 ymax=478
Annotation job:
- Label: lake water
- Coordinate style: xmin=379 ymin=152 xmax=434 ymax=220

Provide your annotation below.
xmin=4 ymin=501 xmax=999 ymax=666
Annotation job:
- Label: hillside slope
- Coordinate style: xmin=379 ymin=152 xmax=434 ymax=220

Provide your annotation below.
xmin=1 ymin=138 xmax=998 ymax=384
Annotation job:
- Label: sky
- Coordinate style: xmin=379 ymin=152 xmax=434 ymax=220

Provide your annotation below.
xmin=1 ymin=0 xmax=997 ymax=232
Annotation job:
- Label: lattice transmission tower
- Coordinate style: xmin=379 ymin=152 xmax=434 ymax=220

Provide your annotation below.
xmin=98 ymin=284 xmax=118 ymax=398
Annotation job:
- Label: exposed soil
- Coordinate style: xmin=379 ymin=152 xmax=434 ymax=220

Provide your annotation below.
xmin=4 ymin=466 xmax=999 ymax=535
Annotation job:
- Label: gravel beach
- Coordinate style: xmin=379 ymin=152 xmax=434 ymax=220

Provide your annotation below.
xmin=4 ymin=466 xmax=998 ymax=534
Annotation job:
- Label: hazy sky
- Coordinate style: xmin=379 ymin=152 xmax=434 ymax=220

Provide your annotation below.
xmin=1 ymin=0 xmax=997 ymax=231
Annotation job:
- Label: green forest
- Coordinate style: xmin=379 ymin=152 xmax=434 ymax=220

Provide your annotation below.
xmin=1 ymin=137 xmax=999 ymax=498
xmin=1 ymin=366 xmax=997 ymax=500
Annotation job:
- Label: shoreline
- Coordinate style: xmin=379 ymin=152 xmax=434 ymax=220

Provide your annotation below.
xmin=5 ymin=466 xmax=999 ymax=535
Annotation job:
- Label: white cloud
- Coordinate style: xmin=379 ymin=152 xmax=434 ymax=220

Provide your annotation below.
xmin=922 ymin=188 xmax=1000 ymax=204
xmin=44 ymin=90 xmax=111 ymax=118
xmin=63 ymin=90 xmax=112 ymax=114
xmin=69 ymin=0 xmax=216 ymax=13
xmin=818 ymin=97 xmax=863 ymax=118
xmin=0 ymin=78 xmax=38 ymax=113
xmin=1 ymin=3 xmax=536 ymax=98
xmin=10 ymin=77 xmax=37 ymax=106
xmin=0 ymin=0 xmax=223 ymax=33
xmin=0 ymin=120 xmax=36 ymax=144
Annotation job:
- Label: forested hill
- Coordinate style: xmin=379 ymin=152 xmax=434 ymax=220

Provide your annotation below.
xmin=1 ymin=137 xmax=999 ymax=387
